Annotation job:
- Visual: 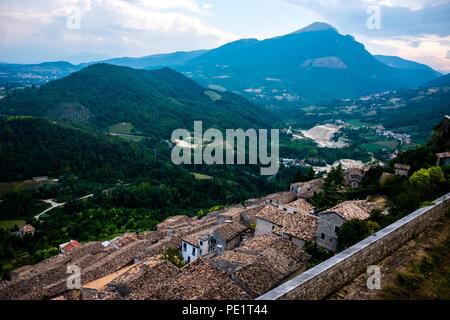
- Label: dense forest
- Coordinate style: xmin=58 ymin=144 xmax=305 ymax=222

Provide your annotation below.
xmin=0 ymin=64 xmax=275 ymax=138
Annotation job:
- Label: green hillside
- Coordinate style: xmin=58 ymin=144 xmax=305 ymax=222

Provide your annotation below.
xmin=0 ymin=64 xmax=272 ymax=138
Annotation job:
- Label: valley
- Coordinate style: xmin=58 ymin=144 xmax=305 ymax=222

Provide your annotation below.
xmin=0 ymin=17 xmax=449 ymax=304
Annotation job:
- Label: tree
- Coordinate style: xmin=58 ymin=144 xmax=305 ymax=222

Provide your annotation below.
xmin=311 ymin=164 xmax=346 ymax=210
xmin=293 ymin=166 xmax=315 ymax=183
xmin=336 ymin=219 xmax=380 ymax=251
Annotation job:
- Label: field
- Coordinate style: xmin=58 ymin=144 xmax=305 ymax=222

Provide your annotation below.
xmin=0 ymin=220 xmax=26 ymax=230
xmin=108 ymin=122 xmax=135 ymax=134
xmin=0 ymin=180 xmax=57 ymax=196
xmin=192 ymin=173 xmax=213 ymax=181
xmin=360 ymin=140 xmax=399 ymax=153
xmin=108 ymin=122 xmax=146 ymax=142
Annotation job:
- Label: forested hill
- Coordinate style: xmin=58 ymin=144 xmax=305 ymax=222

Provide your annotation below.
xmin=0 ymin=64 xmax=273 ymax=138
xmin=0 ymin=117 xmax=156 ymax=181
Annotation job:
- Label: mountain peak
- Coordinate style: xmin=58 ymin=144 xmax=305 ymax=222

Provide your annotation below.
xmin=292 ymin=22 xmax=338 ymax=34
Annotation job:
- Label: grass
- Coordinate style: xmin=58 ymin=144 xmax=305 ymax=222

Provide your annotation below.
xmin=192 ymin=173 xmax=213 ymax=181
xmin=108 ymin=122 xmax=135 ymax=134
xmin=110 ymin=133 xmax=145 ymax=142
xmin=381 ymin=213 xmax=450 ymax=299
xmin=0 ymin=180 xmax=57 ymax=196
xmin=0 ymin=220 xmax=26 ymax=230
xmin=204 ymin=90 xmax=222 ymax=101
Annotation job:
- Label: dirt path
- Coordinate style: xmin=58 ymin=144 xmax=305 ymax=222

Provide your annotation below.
xmin=329 ymin=214 xmax=450 ymax=300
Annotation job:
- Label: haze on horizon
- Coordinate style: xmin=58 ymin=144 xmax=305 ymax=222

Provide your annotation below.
xmin=0 ymin=0 xmax=449 ymax=73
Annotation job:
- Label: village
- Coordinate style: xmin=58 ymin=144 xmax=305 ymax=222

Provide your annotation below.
xmin=1 ymin=143 xmax=450 ymax=301
xmin=1 ymin=155 xmax=416 ymax=301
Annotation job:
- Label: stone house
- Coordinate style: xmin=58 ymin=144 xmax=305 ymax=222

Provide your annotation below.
xmin=33 ymin=176 xmax=49 ymax=182
xmin=255 ymin=200 xmax=318 ymax=248
xmin=59 ymin=239 xmax=81 ymax=253
xmin=18 ymin=224 xmax=36 ymax=237
xmin=210 ymin=234 xmax=311 ymax=298
xmin=290 ymin=179 xmax=324 ymax=199
xmin=213 ymin=222 xmax=247 ymax=253
xmin=394 ymin=163 xmax=411 ymax=176
xmin=345 ymin=168 xmax=364 ymax=188
xmin=436 ymin=152 xmax=450 ymax=167
xmin=181 ymin=226 xmax=219 ymax=264
xmin=317 ymin=200 xmax=376 ymax=252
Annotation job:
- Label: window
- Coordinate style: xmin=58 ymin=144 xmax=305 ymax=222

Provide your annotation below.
xmin=272 ymin=225 xmax=275 ymax=230
xmin=200 ymin=249 xmax=203 ymax=255
xmin=283 ymin=208 xmax=287 ymax=212
xmin=199 ymin=240 xmax=203 ymax=246
xmin=183 ymin=243 xmax=187 ymax=252
xmin=335 ymin=226 xmax=340 ymax=233
xmin=192 ymin=247 xmax=196 ymax=256
xmin=321 ymin=233 xmax=325 ymax=240
xmin=289 ymin=236 xmax=292 ymax=241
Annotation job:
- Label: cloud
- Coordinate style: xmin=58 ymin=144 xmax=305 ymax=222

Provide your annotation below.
xmin=0 ymin=0 xmax=235 ymax=62
xmin=364 ymin=34 xmax=450 ymax=72
xmin=282 ymin=0 xmax=450 ymax=37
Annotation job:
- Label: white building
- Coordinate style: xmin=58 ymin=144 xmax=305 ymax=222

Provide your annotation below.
xmin=181 ymin=227 xmax=218 ymax=263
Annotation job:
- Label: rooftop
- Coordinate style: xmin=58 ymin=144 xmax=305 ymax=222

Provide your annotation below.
xmin=214 ymin=222 xmax=247 ymax=241
xmin=285 ymin=199 xmax=315 ymax=214
xmin=256 ymin=204 xmax=318 ymax=241
xmin=273 ymin=213 xmax=318 ymax=241
xmin=292 ymin=179 xmax=324 ymax=198
xmin=153 ymin=259 xmax=250 ymax=300
xmin=59 ymin=240 xmax=81 ymax=252
xmin=262 ymin=191 xmax=297 ymax=205
xmin=212 ymin=234 xmax=311 ymax=297
xmin=182 ymin=225 xmax=220 ymax=247
xmin=323 ymin=200 xmax=377 ymax=221
xmin=157 ymin=215 xmax=191 ymax=230
xmin=394 ymin=163 xmax=411 ymax=170
xmin=436 ymin=152 xmax=450 ymax=159
xmin=20 ymin=224 xmax=36 ymax=233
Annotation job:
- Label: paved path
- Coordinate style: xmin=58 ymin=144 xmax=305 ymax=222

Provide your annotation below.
xmin=34 ymin=194 xmax=93 ymax=220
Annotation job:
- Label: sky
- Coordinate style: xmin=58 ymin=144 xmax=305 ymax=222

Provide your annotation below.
xmin=0 ymin=0 xmax=449 ymax=72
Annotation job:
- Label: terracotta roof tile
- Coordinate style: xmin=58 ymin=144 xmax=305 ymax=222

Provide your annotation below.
xmin=256 ymin=204 xmax=318 ymax=241
xmin=213 ymin=222 xmax=247 ymax=241
xmin=323 ymin=200 xmax=377 ymax=220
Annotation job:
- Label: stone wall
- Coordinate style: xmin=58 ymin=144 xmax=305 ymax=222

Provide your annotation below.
xmin=254 ymin=218 xmax=275 ymax=236
xmin=257 ymin=192 xmax=450 ymax=300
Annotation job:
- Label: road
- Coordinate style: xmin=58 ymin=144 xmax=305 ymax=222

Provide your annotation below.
xmin=34 ymin=194 xmax=94 ymax=220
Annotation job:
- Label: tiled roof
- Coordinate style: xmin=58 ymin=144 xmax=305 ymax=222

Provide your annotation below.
xmin=157 ymin=215 xmax=191 ymax=230
xmin=292 ymin=179 xmax=324 ymax=198
xmin=211 ymin=234 xmax=311 ymax=297
xmin=59 ymin=240 xmax=81 ymax=252
xmin=262 ymin=192 xmax=297 ymax=205
xmin=152 ymin=259 xmax=250 ymax=300
xmin=285 ymin=199 xmax=315 ymax=214
xmin=93 ymin=256 xmax=181 ymax=300
xmin=111 ymin=233 xmax=139 ymax=248
xmin=436 ymin=152 xmax=450 ymax=159
xmin=272 ymin=213 xmax=318 ymax=241
xmin=21 ymin=224 xmax=36 ymax=233
xmin=256 ymin=204 xmax=318 ymax=241
xmin=214 ymin=222 xmax=247 ymax=241
xmin=323 ymin=200 xmax=376 ymax=220
xmin=182 ymin=225 xmax=219 ymax=247
xmin=394 ymin=163 xmax=411 ymax=170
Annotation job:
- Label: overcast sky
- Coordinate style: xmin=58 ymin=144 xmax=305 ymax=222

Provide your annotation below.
xmin=1 ymin=0 xmax=449 ymax=72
